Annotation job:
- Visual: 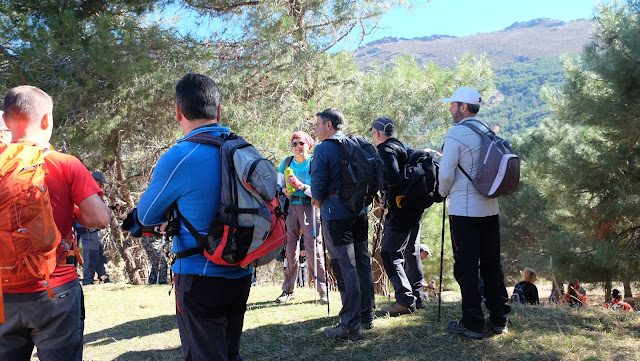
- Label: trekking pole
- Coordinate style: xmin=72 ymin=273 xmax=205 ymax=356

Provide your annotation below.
xmin=313 ymin=208 xmax=318 ymax=305
xmin=437 ymin=198 xmax=446 ymax=323
xmin=320 ymin=215 xmax=330 ymax=315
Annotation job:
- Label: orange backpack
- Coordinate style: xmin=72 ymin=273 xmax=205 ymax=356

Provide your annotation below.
xmin=0 ymin=143 xmax=61 ymax=323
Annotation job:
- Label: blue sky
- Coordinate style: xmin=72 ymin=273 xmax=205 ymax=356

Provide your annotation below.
xmin=366 ymin=0 xmax=600 ymax=42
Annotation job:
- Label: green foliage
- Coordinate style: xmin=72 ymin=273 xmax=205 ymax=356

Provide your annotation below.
xmin=520 ymin=1 xmax=640 ymax=285
xmin=482 ymin=56 xmax=568 ymax=137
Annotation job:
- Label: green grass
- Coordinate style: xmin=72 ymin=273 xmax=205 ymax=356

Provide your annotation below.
xmin=69 ymin=283 xmax=640 ymax=361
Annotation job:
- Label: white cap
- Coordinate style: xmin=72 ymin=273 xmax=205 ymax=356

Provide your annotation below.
xmin=419 ymin=244 xmax=431 ymax=255
xmin=441 ymin=87 xmax=482 ymax=105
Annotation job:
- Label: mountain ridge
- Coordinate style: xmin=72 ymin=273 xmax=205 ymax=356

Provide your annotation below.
xmin=355 ymin=18 xmax=593 ymax=68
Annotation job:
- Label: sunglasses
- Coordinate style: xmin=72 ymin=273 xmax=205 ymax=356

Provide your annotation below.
xmin=291 ymin=141 xmax=306 ymax=147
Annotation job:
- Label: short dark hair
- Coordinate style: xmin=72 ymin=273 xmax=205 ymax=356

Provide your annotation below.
xmin=176 ymin=73 xmax=221 ymax=120
xmin=456 ymin=101 xmax=480 ymax=115
xmin=315 ymin=108 xmax=344 ymax=130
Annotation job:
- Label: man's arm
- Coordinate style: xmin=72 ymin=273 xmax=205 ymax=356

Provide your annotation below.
xmin=137 ymin=148 xmax=188 ymax=225
xmin=310 ymin=143 xmax=330 ymax=203
xmin=438 ymin=134 xmax=460 ymax=197
xmin=378 ymin=145 xmax=403 ymax=199
xmin=75 ymin=194 xmax=111 ymax=229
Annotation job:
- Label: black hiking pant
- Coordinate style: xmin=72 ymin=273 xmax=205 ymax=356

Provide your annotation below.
xmin=449 ymin=215 xmax=510 ymax=333
xmin=175 ymin=274 xmax=251 ymax=361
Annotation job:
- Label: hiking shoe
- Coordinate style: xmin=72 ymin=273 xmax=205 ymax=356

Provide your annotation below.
xmin=319 ymin=295 xmax=329 ymax=305
xmin=323 ymin=323 xmax=364 ymax=341
xmin=361 ymin=321 xmax=374 ymax=330
xmin=275 ymin=292 xmax=296 ymax=303
xmin=381 ymin=302 xmax=415 ymax=316
xmin=486 ymin=318 xmax=508 ymax=335
xmin=447 ymin=320 xmax=483 ymax=339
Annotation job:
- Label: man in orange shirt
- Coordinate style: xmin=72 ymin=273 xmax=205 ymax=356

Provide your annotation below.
xmin=0 ymin=86 xmax=111 ymax=361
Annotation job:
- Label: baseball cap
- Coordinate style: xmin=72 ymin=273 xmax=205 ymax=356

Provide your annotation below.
xmin=370 ymin=117 xmax=394 ymax=133
xmin=612 ymin=288 xmax=623 ymax=298
xmin=440 ymin=87 xmax=482 ymax=105
xmin=92 ymin=171 xmax=109 ymax=184
xmin=419 ymin=244 xmax=431 ymax=255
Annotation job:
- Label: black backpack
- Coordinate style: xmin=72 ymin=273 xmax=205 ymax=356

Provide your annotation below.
xmin=396 ymin=149 xmax=438 ymax=210
xmin=510 ymin=283 xmax=526 ymax=304
xmin=326 ymin=135 xmax=384 ymax=213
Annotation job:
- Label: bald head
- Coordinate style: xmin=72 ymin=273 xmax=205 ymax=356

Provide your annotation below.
xmin=3 ymin=86 xmax=54 ymax=143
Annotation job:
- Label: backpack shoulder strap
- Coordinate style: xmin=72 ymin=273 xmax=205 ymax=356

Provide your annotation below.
xmin=182 ymin=131 xmax=231 ymax=148
xmin=460 ymin=120 xmax=495 ymax=139
xmin=284 ymin=156 xmax=294 ymax=168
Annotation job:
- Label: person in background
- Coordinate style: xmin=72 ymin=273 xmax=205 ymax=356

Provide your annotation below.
xmin=76 ymin=171 xmax=112 ymax=285
xmin=604 ymin=288 xmax=633 ymax=312
xmin=274 ymin=130 xmax=327 ymax=304
xmin=562 ymin=279 xmax=587 ymax=307
xmin=511 ymin=268 xmax=540 ymax=305
xmin=0 ymin=85 xmax=110 ymax=361
xmin=420 ymin=244 xmax=432 ymax=261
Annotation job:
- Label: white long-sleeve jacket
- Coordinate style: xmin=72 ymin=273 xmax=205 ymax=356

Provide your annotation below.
xmin=438 ymin=117 xmax=499 ymax=217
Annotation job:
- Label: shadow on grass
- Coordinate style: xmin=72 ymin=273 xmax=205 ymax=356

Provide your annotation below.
xmin=84 ymin=315 xmax=177 ymax=346
xmin=241 ymin=300 xmax=640 ymax=361
xmin=111 ymin=346 xmax=182 ymax=361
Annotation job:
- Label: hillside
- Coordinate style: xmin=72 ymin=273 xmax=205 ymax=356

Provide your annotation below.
xmin=355 ymin=18 xmax=593 ymax=68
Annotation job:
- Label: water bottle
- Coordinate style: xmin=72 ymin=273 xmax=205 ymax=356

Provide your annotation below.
xmin=284 ymin=167 xmax=296 ymax=193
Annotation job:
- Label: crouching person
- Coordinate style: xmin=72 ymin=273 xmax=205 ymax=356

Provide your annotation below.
xmin=136 ymin=74 xmax=252 ymax=361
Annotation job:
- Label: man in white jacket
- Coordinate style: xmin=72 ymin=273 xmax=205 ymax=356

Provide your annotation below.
xmin=438 ymin=87 xmax=511 ymax=339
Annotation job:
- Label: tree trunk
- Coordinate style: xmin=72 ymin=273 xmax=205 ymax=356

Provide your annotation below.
xmin=604 ymin=277 xmax=612 ymax=304
xmin=623 ymin=279 xmax=632 ymax=299
xmin=372 ymin=206 xmax=389 ymax=296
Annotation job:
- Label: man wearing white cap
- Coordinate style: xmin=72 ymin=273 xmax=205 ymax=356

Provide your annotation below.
xmin=438 ymin=87 xmax=510 ymax=339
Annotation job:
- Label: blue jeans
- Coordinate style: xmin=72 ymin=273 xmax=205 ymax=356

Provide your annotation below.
xmin=322 ymin=214 xmax=375 ymax=330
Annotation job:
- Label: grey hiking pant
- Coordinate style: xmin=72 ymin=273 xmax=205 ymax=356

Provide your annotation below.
xmin=322 ymin=213 xmax=375 ymax=330
xmin=282 ymin=203 xmax=327 ymax=296
xmin=0 ymin=281 xmax=84 ymax=361
xmin=381 ymin=222 xmax=426 ymax=308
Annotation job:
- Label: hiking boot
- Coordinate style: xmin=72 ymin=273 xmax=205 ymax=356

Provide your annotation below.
xmin=319 ymin=295 xmax=329 ymax=305
xmin=381 ymin=302 xmax=415 ymax=316
xmin=275 ymin=292 xmax=296 ymax=304
xmin=447 ymin=320 xmax=483 ymax=339
xmin=486 ymin=318 xmax=508 ymax=335
xmin=361 ymin=321 xmax=374 ymax=330
xmin=323 ymin=323 xmax=363 ymax=341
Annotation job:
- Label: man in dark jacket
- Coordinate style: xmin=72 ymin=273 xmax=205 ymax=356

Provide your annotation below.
xmin=312 ymin=108 xmax=375 ymax=341
xmin=371 ymin=117 xmax=426 ymax=315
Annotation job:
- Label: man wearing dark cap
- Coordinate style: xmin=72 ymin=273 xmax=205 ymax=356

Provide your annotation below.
xmin=76 ymin=171 xmax=112 ymax=285
xmin=371 ymin=117 xmax=427 ymax=316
